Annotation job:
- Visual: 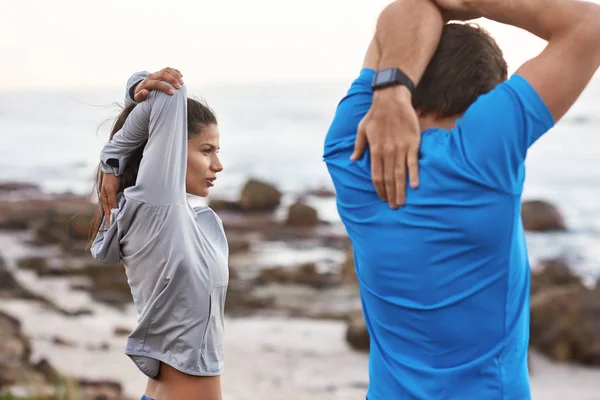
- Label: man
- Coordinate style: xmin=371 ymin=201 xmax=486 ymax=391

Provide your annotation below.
xmin=324 ymin=0 xmax=600 ymax=399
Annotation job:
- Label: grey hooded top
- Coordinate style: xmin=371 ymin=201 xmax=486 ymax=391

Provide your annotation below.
xmin=91 ymin=72 xmax=229 ymax=378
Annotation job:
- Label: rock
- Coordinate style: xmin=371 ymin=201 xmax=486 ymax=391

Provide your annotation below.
xmin=113 ymin=326 xmax=131 ymax=337
xmin=33 ymin=358 xmax=61 ymax=384
xmin=257 ymin=264 xmax=336 ymax=289
xmin=304 ymin=186 xmax=335 ymax=198
xmin=531 ymin=258 xmax=582 ymax=295
xmin=99 ymin=342 xmax=111 ymax=351
xmin=346 ymin=310 xmax=370 ymax=351
xmin=31 ymin=205 xmax=96 ymax=246
xmin=0 ymin=311 xmax=31 ymax=362
xmin=0 ymin=255 xmax=22 ymax=294
xmin=521 ymin=200 xmax=566 ymax=232
xmin=209 ymin=198 xmax=242 ymax=212
xmin=17 ymin=257 xmax=49 ymax=275
xmin=83 ymin=262 xmax=132 ymax=307
xmin=220 ymin=212 xmax=278 ymax=234
xmin=293 ymin=263 xmax=337 ymax=289
xmin=530 ymin=284 xmax=600 ymax=365
xmin=257 ymin=266 xmax=291 ymax=285
xmin=0 ymin=311 xmax=46 ymax=390
xmin=76 ymin=378 xmax=125 ymax=400
xmin=0 ymin=181 xmax=40 ymax=193
xmin=321 ymin=233 xmax=352 ymax=250
xmin=0 ymin=195 xmax=92 ymax=231
xmin=239 ymin=179 xmax=282 ymax=212
xmin=340 ymin=248 xmax=357 ymax=285
xmin=227 ymin=232 xmax=252 ymax=254
xmin=285 ymin=202 xmax=319 ymax=227
xmin=224 ymin=280 xmax=276 ymax=316
xmin=51 ymin=336 xmax=76 ymax=348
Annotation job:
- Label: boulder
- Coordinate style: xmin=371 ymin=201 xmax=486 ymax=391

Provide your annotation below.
xmin=226 ymin=232 xmax=252 ymax=254
xmin=530 ymin=284 xmax=600 ymax=365
xmin=0 ymin=256 xmax=21 ymax=294
xmin=293 ymin=263 xmax=336 ymax=289
xmin=304 ymin=186 xmax=335 ymax=198
xmin=0 ymin=195 xmax=92 ymax=231
xmin=521 ymin=200 xmax=566 ymax=232
xmin=83 ymin=262 xmax=132 ymax=307
xmin=257 ymin=266 xmax=292 ymax=285
xmin=346 ymin=310 xmax=370 ymax=352
xmin=17 ymin=256 xmax=49 ymax=275
xmin=31 ymin=206 xmax=96 ymax=246
xmin=224 ymin=280 xmax=276 ymax=316
xmin=239 ymin=179 xmax=282 ymax=212
xmin=257 ymin=264 xmax=337 ymax=289
xmin=531 ymin=258 xmax=582 ymax=295
xmin=340 ymin=248 xmax=357 ymax=285
xmin=113 ymin=326 xmax=131 ymax=337
xmin=76 ymin=378 xmax=126 ymax=400
xmin=51 ymin=336 xmax=76 ymax=348
xmin=33 ymin=358 xmax=61 ymax=384
xmin=209 ymin=198 xmax=242 ymax=212
xmin=0 ymin=181 xmax=40 ymax=193
xmin=285 ymin=202 xmax=319 ymax=227
xmin=0 ymin=311 xmax=46 ymax=390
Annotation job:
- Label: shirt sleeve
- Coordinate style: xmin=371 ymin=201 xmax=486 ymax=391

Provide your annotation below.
xmin=323 ymin=69 xmax=379 ymax=210
xmin=452 ymin=74 xmax=555 ymax=193
xmin=102 ymin=83 xmax=189 ymax=205
xmin=323 ymin=68 xmax=375 ymax=157
xmin=125 ymin=71 xmax=149 ymax=107
xmin=100 ymin=71 xmax=150 ymax=175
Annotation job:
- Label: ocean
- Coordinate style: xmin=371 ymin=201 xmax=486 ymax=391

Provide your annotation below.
xmin=1 ymin=76 xmax=600 ymax=282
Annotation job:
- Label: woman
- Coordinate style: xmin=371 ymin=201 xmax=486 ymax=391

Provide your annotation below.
xmin=89 ymin=67 xmax=227 ymax=400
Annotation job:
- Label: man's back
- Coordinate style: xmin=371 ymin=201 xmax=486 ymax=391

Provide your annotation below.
xmin=324 ymin=68 xmax=554 ymax=399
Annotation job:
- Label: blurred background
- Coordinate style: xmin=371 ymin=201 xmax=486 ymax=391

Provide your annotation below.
xmin=1 ymin=0 xmax=599 ymax=399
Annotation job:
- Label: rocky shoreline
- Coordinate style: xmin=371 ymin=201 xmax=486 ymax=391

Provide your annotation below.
xmin=0 ymin=179 xmax=597 ymax=398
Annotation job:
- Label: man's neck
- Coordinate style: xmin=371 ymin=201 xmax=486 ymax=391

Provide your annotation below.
xmin=418 ymin=113 xmax=461 ymax=131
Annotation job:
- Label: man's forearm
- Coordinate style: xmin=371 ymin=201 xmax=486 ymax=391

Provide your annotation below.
xmin=460 ymin=0 xmax=600 ymax=41
xmin=375 ymin=0 xmax=445 ymax=85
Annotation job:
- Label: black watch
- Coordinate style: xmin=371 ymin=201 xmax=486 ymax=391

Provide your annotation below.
xmin=371 ymin=67 xmax=416 ymax=93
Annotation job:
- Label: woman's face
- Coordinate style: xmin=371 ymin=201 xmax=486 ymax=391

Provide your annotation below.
xmin=185 ymin=124 xmax=223 ymax=197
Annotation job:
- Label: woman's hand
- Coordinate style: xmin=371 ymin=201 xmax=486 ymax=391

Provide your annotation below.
xmin=101 ymin=173 xmax=120 ymax=226
xmin=133 ymin=67 xmax=184 ymax=103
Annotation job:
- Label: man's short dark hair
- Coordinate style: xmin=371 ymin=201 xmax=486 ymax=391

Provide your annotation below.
xmin=413 ymin=23 xmax=508 ymax=118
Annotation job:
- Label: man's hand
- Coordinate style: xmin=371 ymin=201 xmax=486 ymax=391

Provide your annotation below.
xmin=133 ymin=67 xmax=184 ymax=103
xmin=431 ymin=0 xmax=481 ymax=21
xmin=101 ymin=173 xmax=120 ymax=227
xmin=351 ymin=86 xmax=421 ymax=208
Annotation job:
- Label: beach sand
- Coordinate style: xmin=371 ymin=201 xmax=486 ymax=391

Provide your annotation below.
xmin=1 ymin=299 xmax=599 ymax=400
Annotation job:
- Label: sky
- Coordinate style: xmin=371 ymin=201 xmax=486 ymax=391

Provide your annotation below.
xmin=0 ymin=0 xmax=591 ymax=91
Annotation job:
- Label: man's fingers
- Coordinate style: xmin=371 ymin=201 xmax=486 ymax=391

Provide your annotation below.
xmin=164 ymin=67 xmax=184 ymax=82
xmin=157 ymin=70 xmax=183 ymax=89
xmin=371 ymin=149 xmax=386 ymax=201
xmin=144 ymin=80 xmax=176 ymax=96
xmin=394 ymin=152 xmax=407 ymax=207
xmin=134 ymin=89 xmax=149 ymax=103
xmin=407 ymin=143 xmax=420 ymax=189
xmin=351 ymin=123 xmax=368 ymax=161
xmin=383 ymin=147 xmax=397 ymax=208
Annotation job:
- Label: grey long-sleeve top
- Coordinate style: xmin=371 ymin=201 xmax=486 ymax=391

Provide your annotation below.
xmin=90 ymin=72 xmax=229 ymax=378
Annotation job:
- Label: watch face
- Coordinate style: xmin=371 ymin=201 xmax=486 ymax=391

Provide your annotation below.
xmin=376 ymin=68 xmax=394 ymax=84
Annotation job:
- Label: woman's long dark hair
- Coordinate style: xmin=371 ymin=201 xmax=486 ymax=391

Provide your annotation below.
xmin=88 ymin=96 xmax=217 ymax=248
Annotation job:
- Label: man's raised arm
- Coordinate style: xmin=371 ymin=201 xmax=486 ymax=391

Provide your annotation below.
xmin=433 ymin=0 xmax=600 ymax=122
xmin=352 ymin=0 xmax=448 ymax=208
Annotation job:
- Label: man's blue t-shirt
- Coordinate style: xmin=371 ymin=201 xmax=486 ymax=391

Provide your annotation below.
xmin=323 ymin=69 xmax=554 ymax=400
